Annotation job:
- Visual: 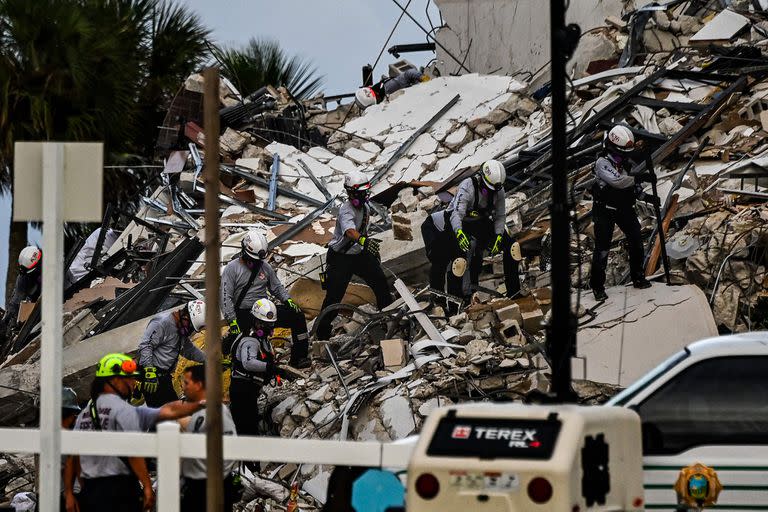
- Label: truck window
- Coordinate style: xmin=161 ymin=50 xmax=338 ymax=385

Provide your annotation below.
xmin=636 ymin=356 xmax=768 ymax=455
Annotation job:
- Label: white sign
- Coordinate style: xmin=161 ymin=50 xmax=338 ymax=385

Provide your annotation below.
xmin=13 ymin=142 xmax=103 ymax=222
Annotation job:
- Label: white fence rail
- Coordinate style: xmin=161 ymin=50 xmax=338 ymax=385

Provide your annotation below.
xmin=0 ymin=424 xmax=415 ymax=512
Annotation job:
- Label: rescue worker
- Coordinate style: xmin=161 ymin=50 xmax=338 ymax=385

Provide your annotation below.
xmin=420 ymin=160 xmax=520 ymax=302
xmin=1 ymin=246 xmax=42 ymax=342
xmin=221 ymin=230 xmax=310 ymax=367
xmin=355 ymin=68 xmax=428 ymax=109
xmin=179 ymin=365 xmax=238 ymax=512
xmin=589 ymin=125 xmax=654 ymax=301
xmin=137 ymin=299 xmax=206 ymax=407
xmin=65 ymin=227 xmax=119 ymax=288
xmin=60 ymin=388 xmax=82 ymax=512
xmin=316 ymin=172 xmax=393 ymax=340
xmin=65 ymin=354 xmax=154 ymax=512
xmin=229 ymin=298 xmax=283 ymax=438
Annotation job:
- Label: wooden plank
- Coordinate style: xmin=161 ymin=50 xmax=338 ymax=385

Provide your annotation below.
xmin=645 ymin=194 xmax=679 ymax=276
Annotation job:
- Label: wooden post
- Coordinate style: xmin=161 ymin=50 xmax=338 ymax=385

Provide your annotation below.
xmin=203 ymin=66 xmax=224 ymax=512
xmin=645 ymin=194 xmax=679 ymax=276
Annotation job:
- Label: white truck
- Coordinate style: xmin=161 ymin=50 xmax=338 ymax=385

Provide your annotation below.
xmin=606 ymin=332 xmax=768 ymax=511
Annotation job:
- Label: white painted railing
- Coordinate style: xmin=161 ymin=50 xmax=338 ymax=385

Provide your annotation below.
xmin=0 ymin=424 xmax=415 ymax=511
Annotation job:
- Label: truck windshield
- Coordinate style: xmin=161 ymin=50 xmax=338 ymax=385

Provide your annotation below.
xmin=606 ymin=348 xmax=690 ymax=406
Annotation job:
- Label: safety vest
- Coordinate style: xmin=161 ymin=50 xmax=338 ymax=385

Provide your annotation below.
xmin=231 ymin=335 xmax=273 ymax=382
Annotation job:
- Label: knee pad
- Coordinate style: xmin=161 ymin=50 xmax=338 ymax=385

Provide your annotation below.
xmin=510 ymin=241 xmax=522 ymax=261
xmin=451 ymin=258 xmax=467 ymax=277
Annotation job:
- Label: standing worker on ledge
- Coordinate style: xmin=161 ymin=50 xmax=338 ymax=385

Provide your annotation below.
xmin=316 ymin=172 xmax=393 ymax=340
xmin=221 ymin=231 xmax=310 ymax=368
xmin=589 ymin=125 xmax=655 ymax=301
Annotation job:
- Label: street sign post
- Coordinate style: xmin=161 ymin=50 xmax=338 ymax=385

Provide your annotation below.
xmin=13 ymin=141 xmax=103 ymax=512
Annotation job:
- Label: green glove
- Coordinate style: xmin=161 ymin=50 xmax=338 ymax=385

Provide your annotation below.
xmin=286 ymin=298 xmax=301 ymax=313
xmin=456 ymin=229 xmax=470 ymax=252
xmin=228 ymin=318 xmax=241 ymax=335
xmin=490 ymin=234 xmax=503 ymax=256
xmin=220 ymin=356 xmax=232 ymax=369
xmin=142 ymin=366 xmax=159 ymax=394
xmin=358 ymin=236 xmax=381 ymax=257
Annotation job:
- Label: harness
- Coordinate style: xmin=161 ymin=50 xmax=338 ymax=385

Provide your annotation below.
xmin=468 ymin=175 xmax=496 ymax=219
xmin=338 ymin=204 xmax=370 ymax=254
xmin=235 ymin=259 xmax=263 ymax=310
xmin=231 ymin=336 xmax=273 ymax=383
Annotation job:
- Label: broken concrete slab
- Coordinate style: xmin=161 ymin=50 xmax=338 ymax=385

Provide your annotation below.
xmin=575 ymin=284 xmax=718 ymax=386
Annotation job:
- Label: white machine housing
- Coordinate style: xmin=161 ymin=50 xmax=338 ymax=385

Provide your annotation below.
xmin=407 ymin=403 xmax=644 ymax=511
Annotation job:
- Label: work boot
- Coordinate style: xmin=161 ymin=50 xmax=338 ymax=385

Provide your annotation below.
xmin=633 ymin=277 xmax=652 ymax=289
xmin=592 ymin=288 xmax=608 ymax=301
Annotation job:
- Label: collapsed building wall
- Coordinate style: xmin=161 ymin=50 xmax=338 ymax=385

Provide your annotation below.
xmin=432 ymin=0 xmax=650 ymax=79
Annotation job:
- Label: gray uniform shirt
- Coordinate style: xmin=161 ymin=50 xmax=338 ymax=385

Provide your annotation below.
xmin=595 ymin=155 xmax=635 ymax=190
xmin=73 ymin=394 xmax=140 ymax=478
xmin=182 ymin=406 xmax=237 ymax=479
xmin=137 ymin=312 xmax=205 ymax=371
xmin=431 ymin=177 xmax=505 ymax=234
xmin=220 ymin=259 xmax=289 ymax=322
xmin=328 ymin=201 xmax=369 ymax=255
xmin=232 ymin=336 xmax=273 ymax=379
xmin=383 ymin=69 xmax=423 ymax=95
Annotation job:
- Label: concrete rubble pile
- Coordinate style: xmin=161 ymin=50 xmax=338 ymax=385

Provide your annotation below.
xmin=6 ymin=0 xmax=768 ymax=507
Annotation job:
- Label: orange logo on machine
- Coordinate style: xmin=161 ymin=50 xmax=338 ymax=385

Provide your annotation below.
xmin=674 ymin=463 xmax=723 ymax=508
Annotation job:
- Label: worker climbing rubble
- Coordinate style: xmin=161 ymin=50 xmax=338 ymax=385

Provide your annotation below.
xmin=589 ymin=125 xmax=656 ymax=301
xmin=316 ymin=172 xmax=393 ymax=340
xmin=421 ymin=160 xmax=520 ymax=306
xmin=137 ymin=299 xmax=207 ymax=407
xmin=1 ymin=246 xmax=42 ymax=344
xmin=355 ymin=68 xmax=428 ymax=110
xmin=221 ymin=230 xmax=310 ymax=368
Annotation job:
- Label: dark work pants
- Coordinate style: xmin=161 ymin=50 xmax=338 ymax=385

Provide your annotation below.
xmin=79 ymin=475 xmax=142 ymax=512
xmin=181 ymin=475 xmax=236 ymax=512
xmin=421 ymin=216 xmax=463 ymax=297
xmin=229 ymin=378 xmax=263 ymax=437
xmin=236 ymin=304 xmax=309 ymax=364
xmin=316 ymin=249 xmax=393 ymax=340
xmin=423 ymin=216 xmax=521 ymax=299
xmin=143 ymin=372 xmax=177 ymax=407
xmin=589 ymin=202 xmax=644 ymax=292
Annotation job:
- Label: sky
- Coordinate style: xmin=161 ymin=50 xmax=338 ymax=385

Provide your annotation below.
xmin=181 ymin=0 xmax=442 ymax=95
xmin=0 ymin=0 xmax=443 ymax=306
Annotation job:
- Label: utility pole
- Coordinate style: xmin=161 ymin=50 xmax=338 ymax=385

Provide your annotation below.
xmin=204 ymin=66 xmax=224 ymax=512
xmin=547 ymin=0 xmax=578 ymax=403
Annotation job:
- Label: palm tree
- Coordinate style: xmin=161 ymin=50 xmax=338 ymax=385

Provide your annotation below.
xmin=0 ymin=0 xmax=210 ymax=298
xmin=212 ymin=38 xmax=325 ymax=100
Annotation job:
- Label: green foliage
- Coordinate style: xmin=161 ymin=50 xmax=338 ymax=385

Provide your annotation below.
xmin=0 ymin=0 xmax=210 ymax=177
xmin=213 ymin=38 xmax=324 ymax=100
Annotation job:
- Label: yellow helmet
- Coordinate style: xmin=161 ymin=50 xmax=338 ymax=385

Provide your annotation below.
xmin=95 ymin=353 xmax=140 ymax=378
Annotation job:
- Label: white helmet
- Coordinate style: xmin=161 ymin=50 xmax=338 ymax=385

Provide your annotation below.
xmin=344 ymin=171 xmax=372 ymax=192
xmin=355 ymin=87 xmax=377 ymax=109
xmin=18 ymin=246 xmax=42 ymax=274
xmin=251 ymin=298 xmax=277 ymax=323
xmin=605 ymin=125 xmax=635 ymax=153
xmin=242 ymin=230 xmax=268 ymax=260
xmin=480 ymin=160 xmax=506 ymax=191
xmin=186 ymin=300 xmax=206 ymax=332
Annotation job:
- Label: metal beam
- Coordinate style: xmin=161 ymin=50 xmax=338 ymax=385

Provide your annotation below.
xmin=629 ymin=96 xmax=705 ymax=112
xmin=267 ymin=197 xmax=336 ymax=250
xmin=268 ymin=154 xmax=280 ymax=211
xmin=193 ymin=184 xmax=290 ymax=221
xmin=296 ymin=158 xmax=332 ymax=200
xmin=388 ymin=42 xmax=436 ymax=57
xmin=220 ymin=164 xmax=324 ymax=207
